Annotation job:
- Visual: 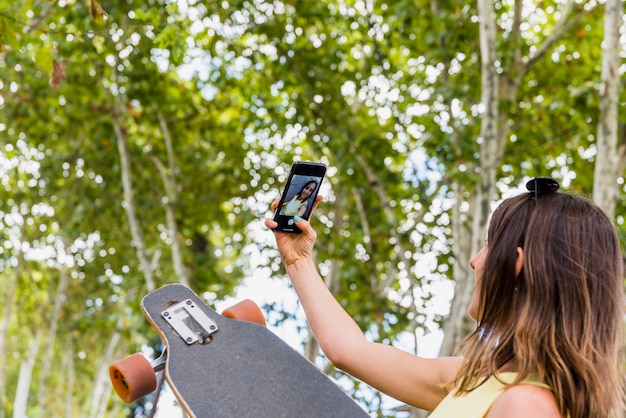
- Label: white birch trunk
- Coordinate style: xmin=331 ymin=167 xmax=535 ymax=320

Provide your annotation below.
xmin=475 ymin=0 xmax=499 ymax=215
xmin=439 ymin=183 xmax=475 ymax=356
xmin=150 ymin=111 xmax=189 ymax=286
xmin=0 ymin=261 xmax=20 ymax=418
xmin=63 ymin=339 xmax=75 ymax=418
xmin=440 ymin=0 xmax=498 ymax=356
xmin=13 ymin=331 xmax=42 ymax=418
xmin=158 ymin=111 xmax=188 ymax=286
xmin=592 ymin=0 xmax=622 ymax=216
xmin=88 ymin=325 xmax=123 ymax=418
xmin=112 ymin=66 xmax=156 ymax=292
xmin=37 ymin=267 xmax=70 ymax=410
xmin=439 ymin=0 xmax=589 ymax=357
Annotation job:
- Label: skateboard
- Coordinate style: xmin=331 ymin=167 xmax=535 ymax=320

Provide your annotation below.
xmin=110 ymin=283 xmax=369 ymax=417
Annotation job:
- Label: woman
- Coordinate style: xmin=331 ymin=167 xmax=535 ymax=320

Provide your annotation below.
xmin=265 ymin=178 xmax=624 ymax=418
xmin=279 ymin=180 xmax=319 ymax=217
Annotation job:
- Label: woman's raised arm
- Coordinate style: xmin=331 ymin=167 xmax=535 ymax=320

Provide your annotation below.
xmin=265 ymin=200 xmax=461 ymax=411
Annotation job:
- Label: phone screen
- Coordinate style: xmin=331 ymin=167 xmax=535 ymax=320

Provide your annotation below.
xmin=273 ymin=162 xmax=327 ymax=234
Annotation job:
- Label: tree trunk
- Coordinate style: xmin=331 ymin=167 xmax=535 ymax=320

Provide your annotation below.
xmin=63 ymin=338 xmax=75 ymax=418
xmin=13 ymin=330 xmax=42 ymax=418
xmin=440 ymin=0 xmax=499 ymax=356
xmin=88 ymin=323 xmax=123 ymax=418
xmin=592 ymin=0 xmax=622 ymax=216
xmin=352 ymin=147 xmax=413 ymax=287
xmin=150 ymin=111 xmax=189 ymax=286
xmin=439 ymin=0 xmax=592 ymax=358
xmin=37 ymin=267 xmax=70 ymax=411
xmin=112 ymin=65 xmax=157 ymax=292
xmin=439 ymin=183 xmax=475 ymax=356
xmin=0 ymin=256 xmax=21 ymax=418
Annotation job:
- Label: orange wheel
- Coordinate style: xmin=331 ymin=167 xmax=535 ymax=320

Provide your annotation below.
xmin=221 ymin=299 xmax=266 ymax=327
xmin=109 ymin=353 xmax=157 ymax=403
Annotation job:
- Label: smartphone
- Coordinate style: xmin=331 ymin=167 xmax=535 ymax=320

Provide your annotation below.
xmin=272 ymin=161 xmax=327 ymax=233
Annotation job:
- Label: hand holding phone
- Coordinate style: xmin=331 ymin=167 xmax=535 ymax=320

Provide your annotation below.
xmin=272 ymin=161 xmax=326 ymax=234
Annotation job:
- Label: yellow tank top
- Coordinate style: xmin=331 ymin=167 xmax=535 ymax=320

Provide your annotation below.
xmin=428 ymin=372 xmax=551 ymax=418
xmin=282 ymin=196 xmax=305 ymax=216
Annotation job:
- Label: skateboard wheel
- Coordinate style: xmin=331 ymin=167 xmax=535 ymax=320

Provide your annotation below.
xmin=221 ymin=299 xmax=266 ymax=327
xmin=109 ymin=353 xmax=157 ymax=403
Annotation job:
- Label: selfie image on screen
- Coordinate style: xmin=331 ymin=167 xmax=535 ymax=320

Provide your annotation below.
xmin=278 ymin=175 xmax=320 ymax=219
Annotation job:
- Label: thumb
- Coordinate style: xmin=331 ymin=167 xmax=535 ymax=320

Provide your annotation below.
xmin=293 ymin=215 xmax=316 ymax=239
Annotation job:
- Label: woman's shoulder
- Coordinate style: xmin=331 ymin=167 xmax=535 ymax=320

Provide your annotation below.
xmin=486 ymin=383 xmax=561 ymax=418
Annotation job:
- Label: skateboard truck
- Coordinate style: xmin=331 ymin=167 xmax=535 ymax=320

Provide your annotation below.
xmin=161 ymin=299 xmax=218 ymax=345
xmin=110 ymin=290 xmax=275 ymax=411
xmin=109 ymin=300 xmax=219 ymax=405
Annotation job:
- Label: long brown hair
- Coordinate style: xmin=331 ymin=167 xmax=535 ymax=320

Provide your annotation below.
xmin=455 ymin=191 xmax=624 ymax=418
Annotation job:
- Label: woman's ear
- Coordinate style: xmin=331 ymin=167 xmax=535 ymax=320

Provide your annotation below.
xmin=515 ymin=247 xmax=524 ymax=276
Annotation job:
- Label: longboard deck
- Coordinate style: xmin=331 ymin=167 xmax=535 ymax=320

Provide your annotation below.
xmin=141 ymin=283 xmax=369 ymax=418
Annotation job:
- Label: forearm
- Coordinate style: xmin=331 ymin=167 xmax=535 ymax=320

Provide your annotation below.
xmin=285 ymin=257 xmax=458 ymax=409
xmin=266 ymin=204 xmax=459 ymax=410
xmin=285 ymin=257 xmax=365 ymax=365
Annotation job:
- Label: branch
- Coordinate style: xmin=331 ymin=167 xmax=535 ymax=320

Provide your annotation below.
xmin=112 ymin=65 xmax=156 ymax=292
xmin=24 ymin=1 xmax=57 ymax=34
xmin=149 ymin=151 xmax=189 ymax=287
xmin=524 ymin=0 xmax=599 ymax=71
xmin=351 ymin=187 xmax=378 ymax=290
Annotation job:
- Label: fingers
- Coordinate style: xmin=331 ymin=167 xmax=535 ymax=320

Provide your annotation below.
xmin=265 ymin=201 xmax=279 ymax=229
xmin=265 ymin=196 xmax=323 ymax=235
xmin=293 ymin=215 xmax=315 ymax=238
xmin=264 ymin=218 xmax=278 ymax=229
xmin=310 ymin=195 xmax=323 ymax=214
